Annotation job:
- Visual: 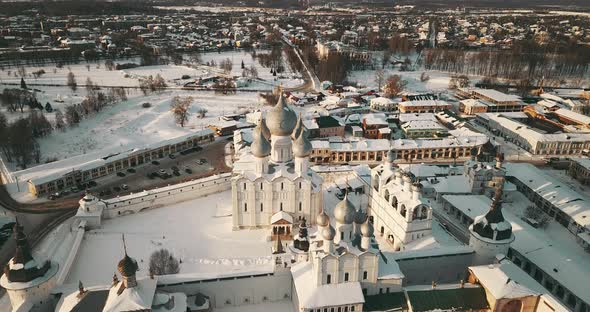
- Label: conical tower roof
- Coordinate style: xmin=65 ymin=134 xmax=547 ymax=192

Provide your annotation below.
xmin=472 ymin=180 xmax=512 ymax=241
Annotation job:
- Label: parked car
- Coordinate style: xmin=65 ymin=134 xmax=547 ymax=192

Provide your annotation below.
xmin=127 ymin=168 xmax=136 ymax=174
xmin=185 ymin=168 xmax=193 ymax=174
xmin=159 ymin=169 xmax=167 ymax=176
xmin=70 ymin=186 xmax=79 ymax=193
xmin=173 ymin=171 xmax=181 ymax=177
xmin=116 ymin=172 xmax=126 ymax=177
xmin=88 ymin=181 xmax=98 ymax=187
xmin=61 ymin=190 xmax=71 ymax=196
xmin=48 ymin=194 xmax=58 ymax=200
xmin=121 ymin=184 xmax=129 ymax=190
xmin=152 ymin=160 xmax=160 ymax=165
xmin=169 ymin=154 xmax=176 ymax=159
xmin=171 ymin=166 xmax=179 ymax=172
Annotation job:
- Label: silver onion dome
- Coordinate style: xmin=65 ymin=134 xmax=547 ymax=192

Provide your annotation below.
xmin=316 ymin=210 xmax=329 ymax=227
xmin=291 ymin=113 xmax=304 ymax=140
xmin=360 ymin=220 xmax=374 ymax=237
xmin=322 ymin=224 xmax=336 ymax=241
xmin=293 ymin=130 xmax=312 ymax=158
xmin=334 ymin=193 xmax=356 ymax=224
xmin=250 ymin=125 xmax=271 ymax=158
xmin=266 ymin=93 xmax=297 ymax=137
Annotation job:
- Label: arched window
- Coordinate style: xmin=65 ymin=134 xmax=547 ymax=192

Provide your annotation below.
xmin=420 ymin=206 xmax=429 ymax=220
xmin=281 ymin=183 xmax=284 ymax=190
xmin=384 ymin=189 xmax=391 ymax=203
xmin=400 ymin=204 xmax=406 ymax=217
xmin=391 ymin=196 xmax=398 ymax=209
xmin=327 ymin=274 xmax=331 ymax=284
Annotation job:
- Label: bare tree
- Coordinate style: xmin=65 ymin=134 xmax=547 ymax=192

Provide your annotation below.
xmin=65 ymin=105 xmax=81 ymax=126
xmin=170 ymin=96 xmax=193 ymax=127
xmin=67 ymin=72 xmax=77 ymax=92
xmin=54 ymin=110 xmax=65 ymax=130
xmin=375 ymin=69 xmax=385 ymax=91
xmin=149 ymin=249 xmax=180 ymax=275
xmin=383 ymin=75 xmax=407 ymax=98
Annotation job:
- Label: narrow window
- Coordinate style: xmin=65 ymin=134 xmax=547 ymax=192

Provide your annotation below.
xmin=299 ymin=202 xmax=302 ymax=211
xmin=243 ymin=183 xmax=246 ymax=190
xmin=260 ymin=203 xmax=264 ymax=212
xmin=327 ymin=274 xmax=331 ymax=284
xmin=344 ymin=272 xmax=349 ymax=282
xmin=244 ymin=203 xmax=247 ymax=212
xmin=363 ymin=271 xmax=368 ymax=280
xmin=281 ymin=183 xmax=284 ymax=190
xmin=280 ymin=203 xmax=283 ymax=211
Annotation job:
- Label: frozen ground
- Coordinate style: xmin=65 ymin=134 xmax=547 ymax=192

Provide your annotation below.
xmin=64 ymin=190 xmax=273 ymax=287
xmin=348 ymin=68 xmax=455 ymax=94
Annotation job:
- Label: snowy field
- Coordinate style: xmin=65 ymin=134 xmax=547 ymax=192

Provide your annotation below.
xmin=64 ymin=190 xmax=273 ymax=287
xmin=348 ymin=68 xmax=454 ymax=94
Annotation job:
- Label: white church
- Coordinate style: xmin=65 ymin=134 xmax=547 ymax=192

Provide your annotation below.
xmin=231 ymin=92 xmax=323 ymax=234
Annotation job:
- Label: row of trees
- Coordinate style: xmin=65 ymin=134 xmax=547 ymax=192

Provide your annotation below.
xmin=0 ymin=111 xmax=50 ymax=169
xmin=421 ymin=43 xmax=590 ymax=81
xmin=139 ymin=74 xmax=167 ymax=95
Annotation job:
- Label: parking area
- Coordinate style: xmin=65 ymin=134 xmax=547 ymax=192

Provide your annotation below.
xmin=49 ymin=139 xmax=230 ymax=201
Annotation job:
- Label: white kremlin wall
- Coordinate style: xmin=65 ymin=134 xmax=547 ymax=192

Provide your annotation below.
xmin=102 ymin=173 xmax=232 ymax=218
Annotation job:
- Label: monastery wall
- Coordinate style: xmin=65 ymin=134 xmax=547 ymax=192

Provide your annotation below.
xmin=396 ymin=251 xmax=474 ymax=285
xmin=158 ymin=271 xmax=293 ymax=309
xmin=101 ymin=173 xmax=232 ymax=219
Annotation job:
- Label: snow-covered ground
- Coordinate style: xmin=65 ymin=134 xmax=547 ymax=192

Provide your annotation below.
xmin=64 ymin=190 xmax=273 ymax=287
xmin=348 ymin=68 xmax=454 ymax=94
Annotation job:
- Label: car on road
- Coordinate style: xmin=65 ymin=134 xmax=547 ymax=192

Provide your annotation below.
xmin=185 ymin=168 xmax=193 ymax=174
xmin=127 ymin=168 xmax=136 ymax=174
xmin=48 ymin=193 xmax=59 ymax=200
xmin=169 ymin=154 xmax=176 ymax=159
xmin=152 ymin=160 xmax=160 ymax=165
xmin=171 ymin=166 xmax=179 ymax=172
xmin=88 ymin=181 xmax=98 ymax=187
xmin=200 ymin=158 xmax=207 ymax=163
xmin=159 ymin=169 xmax=167 ymax=175
xmin=335 ymin=191 xmax=345 ymax=200
xmin=116 ymin=172 xmax=126 ymax=177
xmin=70 ymin=186 xmax=79 ymax=193
xmin=61 ymin=190 xmax=71 ymax=196
xmin=121 ymin=184 xmax=129 ymax=190
xmin=173 ymin=171 xmax=181 ymax=177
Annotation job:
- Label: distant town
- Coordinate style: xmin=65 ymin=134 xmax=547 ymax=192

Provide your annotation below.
xmin=0 ymin=2 xmax=589 ymax=312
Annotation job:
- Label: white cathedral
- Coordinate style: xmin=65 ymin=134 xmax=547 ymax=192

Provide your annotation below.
xmin=231 ymin=92 xmax=323 ymax=232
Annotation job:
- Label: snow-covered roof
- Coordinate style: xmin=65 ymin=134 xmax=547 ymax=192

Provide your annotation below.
xmin=291 ymin=261 xmax=365 ymax=309
xmin=271 ymin=211 xmax=293 ymax=224
xmin=554 ymin=108 xmax=590 ymax=125
xmin=399 ymin=100 xmax=450 ymax=108
xmin=443 ymin=195 xmax=490 ymax=220
xmin=505 ymin=163 xmax=590 ymax=227
xmin=470 ymin=262 xmax=538 ymax=299
xmin=102 ymin=277 xmax=158 ymax=312
xmin=21 ymin=129 xmax=214 ymax=186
